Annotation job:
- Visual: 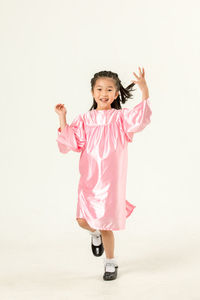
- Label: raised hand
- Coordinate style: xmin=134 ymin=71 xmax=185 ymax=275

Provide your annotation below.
xmin=54 ymin=103 xmax=67 ymax=117
xmin=132 ymin=67 xmax=147 ymax=91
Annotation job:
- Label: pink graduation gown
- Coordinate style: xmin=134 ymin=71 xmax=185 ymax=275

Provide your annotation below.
xmin=56 ymin=98 xmax=152 ymax=231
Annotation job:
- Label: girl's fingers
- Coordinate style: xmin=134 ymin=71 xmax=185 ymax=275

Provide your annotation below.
xmin=139 ymin=67 xmax=143 ymax=76
xmin=133 ymin=72 xmax=139 ymax=79
xmin=55 ymin=103 xmax=66 ymax=112
xmin=134 ymin=67 xmax=146 ymax=82
xmin=141 ymin=67 xmax=145 ymax=76
xmin=55 ymin=104 xmax=64 ymax=110
xmin=140 ymin=67 xmax=145 ymax=77
xmin=138 ymin=66 xmax=146 ymax=77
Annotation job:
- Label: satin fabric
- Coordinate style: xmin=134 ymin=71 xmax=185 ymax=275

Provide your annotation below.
xmin=56 ymin=98 xmax=152 ymax=230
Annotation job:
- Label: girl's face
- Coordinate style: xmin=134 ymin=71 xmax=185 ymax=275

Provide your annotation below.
xmin=91 ymin=77 xmax=119 ymax=110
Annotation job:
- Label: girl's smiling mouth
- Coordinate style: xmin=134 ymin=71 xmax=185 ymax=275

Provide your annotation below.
xmin=100 ymin=98 xmax=109 ymax=102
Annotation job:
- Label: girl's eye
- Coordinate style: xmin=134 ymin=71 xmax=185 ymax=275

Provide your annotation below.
xmin=97 ymin=89 xmax=112 ymax=91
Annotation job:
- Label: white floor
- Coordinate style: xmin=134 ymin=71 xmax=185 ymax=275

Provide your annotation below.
xmin=0 ymin=231 xmax=199 ymax=300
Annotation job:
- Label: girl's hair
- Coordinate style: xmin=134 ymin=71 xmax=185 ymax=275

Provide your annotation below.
xmin=89 ymin=70 xmax=136 ymax=111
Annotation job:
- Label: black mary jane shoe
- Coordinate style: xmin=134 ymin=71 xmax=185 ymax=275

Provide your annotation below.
xmin=91 ymin=234 xmax=104 ymax=257
xmin=103 ymin=264 xmax=118 ymax=281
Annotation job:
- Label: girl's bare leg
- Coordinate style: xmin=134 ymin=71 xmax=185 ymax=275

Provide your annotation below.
xmin=99 ymin=230 xmax=114 ymax=259
xmin=76 ymin=218 xmax=96 ymax=232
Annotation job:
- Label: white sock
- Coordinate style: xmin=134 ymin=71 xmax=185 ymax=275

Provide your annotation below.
xmin=104 ymin=257 xmax=118 ymax=272
xmin=90 ymin=229 xmax=101 ymax=236
xmin=90 ymin=230 xmax=101 ymax=246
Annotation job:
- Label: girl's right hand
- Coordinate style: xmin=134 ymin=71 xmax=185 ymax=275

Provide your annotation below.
xmin=54 ymin=103 xmax=67 ymax=117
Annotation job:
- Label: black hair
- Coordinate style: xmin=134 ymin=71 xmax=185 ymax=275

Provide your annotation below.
xmin=89 ymin=70 xmax=136 ymax=111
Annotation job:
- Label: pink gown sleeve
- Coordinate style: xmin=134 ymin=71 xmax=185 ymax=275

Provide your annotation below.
xmin=121 ymin=98 xmax=152 ymax=142
xmin=56 ymin=114 xmax=86 ymax=153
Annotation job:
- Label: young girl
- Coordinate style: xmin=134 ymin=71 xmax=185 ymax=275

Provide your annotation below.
xmin=54 ymin=67 xmax=152 ymax=281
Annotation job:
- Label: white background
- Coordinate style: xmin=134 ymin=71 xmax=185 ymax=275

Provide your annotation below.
xmin=0 ymin=0 xmax=199 ymax=299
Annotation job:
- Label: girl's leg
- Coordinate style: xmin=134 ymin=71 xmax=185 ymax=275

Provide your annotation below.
xmin=99 ymin=230 xmax=114 ymax=259
xmin=76 ymin=218 xmax=96 ymax=232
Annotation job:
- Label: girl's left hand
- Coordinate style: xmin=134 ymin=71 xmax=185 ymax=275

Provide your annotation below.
xmin=132 ymin=67 xmax=148 ymax=91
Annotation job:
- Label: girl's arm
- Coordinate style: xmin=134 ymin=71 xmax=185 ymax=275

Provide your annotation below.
xmin=55 ymin=103 xmax=67 ymax=132
xmin=59 ymin=114 xmax=67 ymax=132
xmin=141 ymin=86 xmax=149 ymax=101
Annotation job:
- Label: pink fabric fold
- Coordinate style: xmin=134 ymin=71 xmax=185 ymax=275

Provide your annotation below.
xmin=121 ymin=98 xmax=152 ymax=142
xmin=56 ymin=114 xmax=86 ymax=153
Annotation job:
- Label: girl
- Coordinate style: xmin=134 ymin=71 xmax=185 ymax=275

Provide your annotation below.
xmin=54 ymin=67 xmax=152 ymax=281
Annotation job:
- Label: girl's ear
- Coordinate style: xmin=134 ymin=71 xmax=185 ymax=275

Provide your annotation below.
xmin=115 ymin=91 xmax=119 ymax=98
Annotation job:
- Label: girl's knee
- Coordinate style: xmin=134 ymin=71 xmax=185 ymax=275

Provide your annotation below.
xmin=100 ymin=229 xmax=113 ymax=234
xmin=76 ymin=218 xmax=87 ymax=228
